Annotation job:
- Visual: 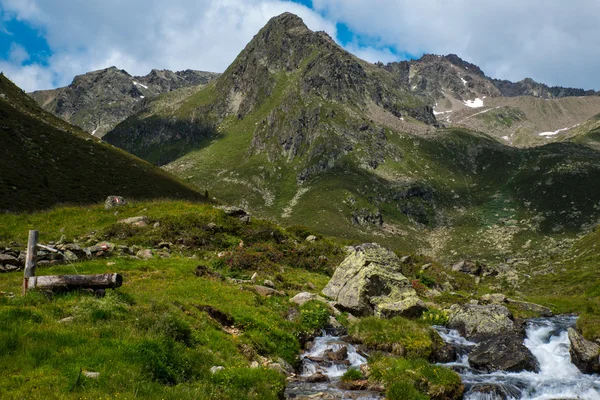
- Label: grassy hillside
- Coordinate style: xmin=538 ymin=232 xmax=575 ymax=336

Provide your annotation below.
xmin=0 ymin=74 xmax=206 ymax=212
xmin=0 ymin=200 xmax=473 ymax=399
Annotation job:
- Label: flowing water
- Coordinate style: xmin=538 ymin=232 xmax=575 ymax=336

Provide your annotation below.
xmin=285 ymin=331 xmax=383 ymax=399
xmin=436 ymin=315 xmax=600 ymax=399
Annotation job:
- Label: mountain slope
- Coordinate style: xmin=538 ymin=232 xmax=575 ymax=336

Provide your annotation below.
xmin=0 ymin=73 xmax=206 ymax=212
xmin=101 ymin=13 xmax=600 ymax=267
xmin=29 ymin=67 xmax=219 ymax=137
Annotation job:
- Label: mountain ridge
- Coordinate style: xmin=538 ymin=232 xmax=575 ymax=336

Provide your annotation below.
xmin=0 ymin=72 xmax=206 ymax=212
xmin=29 ymin=66 xmax=220 ymax=137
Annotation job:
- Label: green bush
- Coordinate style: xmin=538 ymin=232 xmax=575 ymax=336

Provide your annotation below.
xmin=341 ymin=368 xmax=363 ymax=382
xmin=421 ymin=309 xmax=449 ymax=326
xmin=299 ymin=300 xmax=330 ymax=332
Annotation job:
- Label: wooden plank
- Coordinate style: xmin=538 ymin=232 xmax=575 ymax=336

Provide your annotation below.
xmin=22 ymin=230 xmax=38 ymax=295
xmin=27 ymin=273 xmax=123 ymax=291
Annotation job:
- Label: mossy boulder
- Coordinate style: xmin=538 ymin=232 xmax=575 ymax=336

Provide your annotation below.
xmin=447 ymin=303 xmax=518 ymax=341
xmin=568 ymin=327 xmax=600 ymax=374
xmin=322 ymin=243 xmax=421 ymax=317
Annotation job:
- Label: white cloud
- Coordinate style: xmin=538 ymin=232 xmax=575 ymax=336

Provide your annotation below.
xmin=1 ymin=0 xmax=336 ymax=90
xmin=311 ymin=0 xmax=600 ymax=90
xmin=2 ymin=0 xmax=600 ymax=91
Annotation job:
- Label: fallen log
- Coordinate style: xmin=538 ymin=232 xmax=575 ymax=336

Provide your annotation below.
xmin=26 ymin=273 xmax=123 ymax=291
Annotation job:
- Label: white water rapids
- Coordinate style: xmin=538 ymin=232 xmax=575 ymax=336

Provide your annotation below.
xmin=437 ymin=315 xmax=600 ymax=399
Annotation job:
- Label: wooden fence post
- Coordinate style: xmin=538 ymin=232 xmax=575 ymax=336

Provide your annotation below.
xmin=23 ymin=230 xmax=38 ymax=295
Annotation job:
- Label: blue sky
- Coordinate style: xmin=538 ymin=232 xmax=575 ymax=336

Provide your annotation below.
xmin=1 ymin=0 xmax=600 ymax=92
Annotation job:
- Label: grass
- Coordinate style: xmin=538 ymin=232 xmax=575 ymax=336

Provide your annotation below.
xmin=348 ymin=316 xmax=437 ymax=359
xmin=368 ymin=355 xmax=463 ymax=400
xmin=0 ymin=200 xmax=349 ymax=399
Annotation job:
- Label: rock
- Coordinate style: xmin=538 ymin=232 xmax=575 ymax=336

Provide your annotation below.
xmin=304 ymin=372 xmax=329 ymax=383
xmin=136 ymin=249 xmax=153 ymax=259
xmin=305 ymin=235 xmax=318 ymax=242
xmin=290 ymin=292 xmax=323 ymax=306
xmin=63 ymin=250 xmax=78 ymax=262
xmin=442 ymin=281 xmax=454 ymax=292
xmin=59 ymin=316 xmax=74 ymax=323
xmin=267 ymin=362 xmax=288 ymax=376
xmin=0 ymin=264 xmax=20 ymax=272
xmin=374 ymin=296 xmax=428 ymax=318
xmin=118 ymin=216 xmax=149 ymax=227
xmin=263 ymin=279 xmax=275 ymax=288
xmin=82 ymin=370 xmax=100 ymax=379
xmin=275 ymin=357 xmax=295 ymax=375
xmin=209 ymin=366 xmax=224 ymax=374
xmin=469 ymin=334 xmax=539 ymax=373
xmin=506 ymin=299 xmax=553 ymax=317
xmin=253 ymin=285 xmax=284 ymax=297
xmin=104 ymin=196 xmax=127 ymax=210
xmin=480 ymin=293 xmax=507 ymax=304
xmin=452 ymin=260 xmax=481 ymax=275
xmin=324 ymin=346 xmax=348 ymax=361
xmin=0 ymin=254 xmax=20 ymax=266
xmin=431 ymin=342 xmax=457 ymax=363
xmin=217 ymin=206 xmax=251 ymax=222
xmin=447 ymin=304 xmax=517 ymax=341
xmin=399 ymin=255 xmax=412 ymax=264
xmin=568 ymin=328 xmax=600 ymax=374
xmin=250 ymin=361 xmax=260 ymax=368
xmin=322 ymin=243 xmax=417 ymax=317
xmin=156 ymin=242 xmax=171 ymax=250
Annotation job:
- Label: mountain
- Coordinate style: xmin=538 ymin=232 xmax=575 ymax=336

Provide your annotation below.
xmin=0 ymin=73 xmax=206 ymax=212
xmin=29 ymin=67 xmax=219 ymax=137
xmin=99 ymin=13 xmax=600 ymax=266
xmin=380 ymin=54 xmax=600 ymax=146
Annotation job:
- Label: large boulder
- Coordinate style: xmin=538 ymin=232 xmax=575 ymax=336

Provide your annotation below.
xmin=468 ymin=334 xmax=539 ymax=373
xmin=568 ymin=328 xmax=600 ymax=374
xmin=447 ymin=304 xmax=517 ymax=341
xmin=322 ymin=243 xmax=421 ymax=317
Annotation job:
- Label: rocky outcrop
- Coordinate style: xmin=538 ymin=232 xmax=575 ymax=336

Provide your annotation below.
xmin=322 ymin=243 xmax=424 ymax=317
xmin=30 ymin=67 xmax=219 ymax=137
xmin=447 ymin=304 xmax=518 ymax=341
xmin=468 ymin=334 xmax=539 ymax=373
xmin=568 ymin=328 xmax=600 ymax=374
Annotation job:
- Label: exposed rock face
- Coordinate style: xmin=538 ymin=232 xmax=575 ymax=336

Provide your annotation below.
xmin=30 ymin=67 xmax=219 ymax=137
xmin=469 ymin=334 xmax=539 ymax=373
xmin=492 ymin=77 xmax=599 ymax=99
xmin=322 ymin=243 xmax=422 ymax=317
xmin=568 ymin=328 xmax=600 ymax=374
xmin=447 ymin=304 xmax=517 ymax=341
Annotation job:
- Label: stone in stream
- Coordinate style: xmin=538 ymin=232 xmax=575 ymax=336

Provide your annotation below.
xmin=447 ymin=303 xmax=519 ymax=341
xmin=568 ymin=327 xmax=600 ymax=374
xmin=468 ymin=334 xmax=539 ymax=373
xmin=324 ymin=346 xmax=348 ymax=361
xmin=321 ymin=243 xmax=425 ymax=317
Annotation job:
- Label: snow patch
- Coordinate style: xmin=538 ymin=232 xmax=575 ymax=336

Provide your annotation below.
xmin=461 ymin=77 xmax=467 ymax=86
xmin=538 ymin=124 xmax=580 ymax=137
xmin=140 ymin=95 xmax=145 ymax=99
xmin=433 ymin=110 xmax=453 ymax=116
xmin=133 ymin=81 xmax=148 ymax=89
xmin=463 ymin=98 xmax=484 ymax=108
xmin=92 ymin=126 xmax=98 ymax=135
xmin=502 ymin=136 xmax=510 ymax=141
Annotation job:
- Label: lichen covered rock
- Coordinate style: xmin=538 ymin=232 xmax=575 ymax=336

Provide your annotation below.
xmin=322 ymin=243 xmax=419 ymax=317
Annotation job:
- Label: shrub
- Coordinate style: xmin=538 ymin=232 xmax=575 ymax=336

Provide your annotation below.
xmin=299 ymin=300 xmax=330 ymax=332
xmin=421 ymin=309 xmax=449 ymax=326
xmin=341 ymin=368 xmax=363 ymax=382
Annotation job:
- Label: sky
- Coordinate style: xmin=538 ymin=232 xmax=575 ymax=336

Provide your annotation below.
xmin=1 ymin=0 xmax=600 ymax=92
